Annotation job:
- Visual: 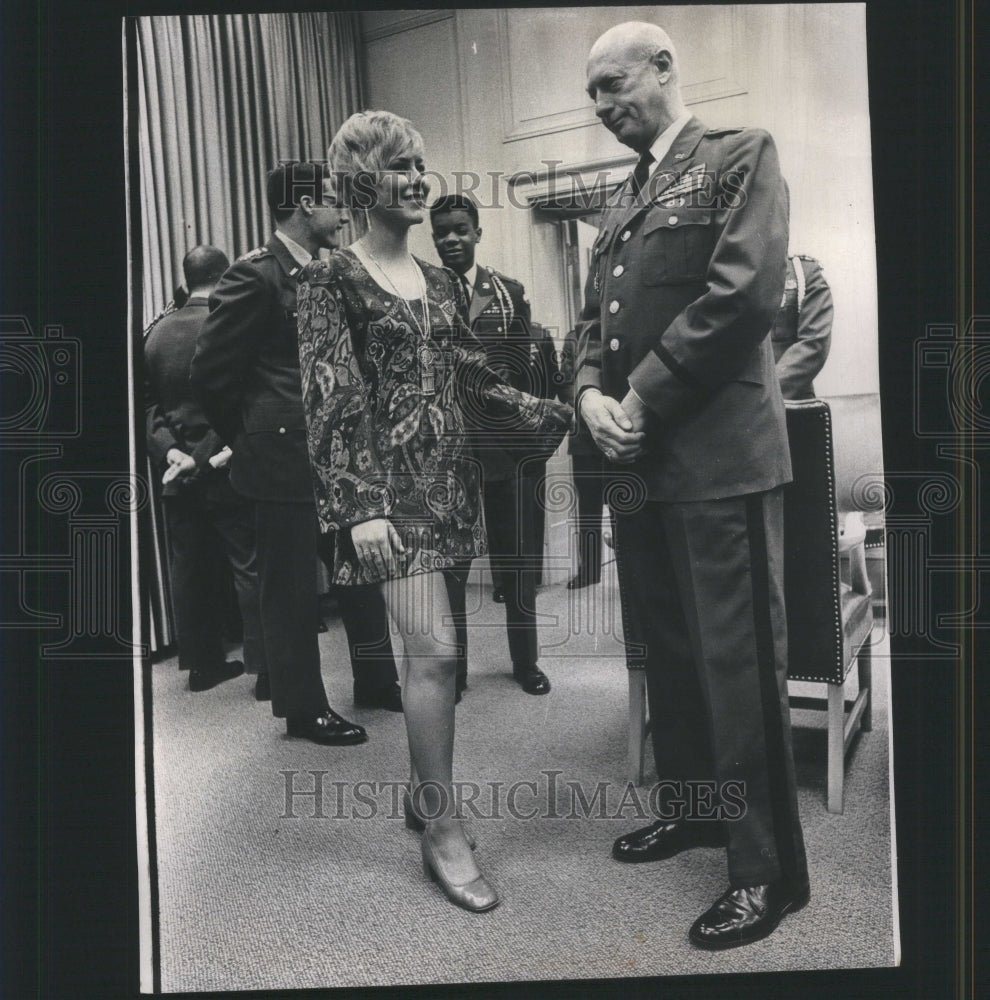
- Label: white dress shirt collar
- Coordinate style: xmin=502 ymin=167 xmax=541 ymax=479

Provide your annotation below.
xmin=645 ymin=110 xmax=693 ymax=175
xmin=274 ymin=230 xmax=313 ymax=268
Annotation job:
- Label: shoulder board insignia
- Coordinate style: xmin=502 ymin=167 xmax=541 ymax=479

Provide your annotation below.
xmin=794 ymin=253 xmax=820 ymax=264
xmin=488 ymin=267 xmax=521 ymax=289
xmin=239 ymin=246 xmax=270 ymax=262
xmin=705 ymin=126 xmax=745 ymax=137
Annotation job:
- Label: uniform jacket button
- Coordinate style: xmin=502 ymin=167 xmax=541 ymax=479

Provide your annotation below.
xmin=278 ymin=427 xmax=286 ymax=434
xmin=668 ymin=215 xmax=679 ymax=226
xmin=609 ymin=338 xmax=621 ymax=351
xmin=621 ymin=230 xmax=631 ymax=242
xmin=609 ymin=300 xmax=620 ymax=314
xmin=613 ymin=264 xmax=624 ymax=277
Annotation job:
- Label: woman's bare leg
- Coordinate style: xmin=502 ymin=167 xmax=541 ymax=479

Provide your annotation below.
xmin=383 ymin=570 xmax=480 ymax=885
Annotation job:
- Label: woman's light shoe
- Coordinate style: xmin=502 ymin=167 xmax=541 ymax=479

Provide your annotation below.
xmin=420 ymin=829 xmax=499 ymax=913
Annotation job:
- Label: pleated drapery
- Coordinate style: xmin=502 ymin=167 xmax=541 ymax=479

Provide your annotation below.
xmin=135 ymin=12 xmax=363 ymax=326
xmin=134 ymin=14 xmax=364 ymax=651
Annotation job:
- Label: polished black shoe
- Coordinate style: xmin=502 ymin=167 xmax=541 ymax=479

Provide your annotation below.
xmin=512 ymin=664 xmax=551 ymax=695
xmin=611 ymin=819 xmax=725 ymax=863
xmin=566 ymin=573 xmax=601 ymax=590
xmin=286 ymin=709 xmax=367 ymax=746
xmin=353 ymin=682 xmax=403 ymax=712
xmin=254 ymin=672 xmax=271 ymax=702
xmin=189 ymin=660 xmax=244 ymax=692
xmin=492 ymin=587 xmax=505 ymax=604
xmin=689 ymin=881 xmax=810 ymax=950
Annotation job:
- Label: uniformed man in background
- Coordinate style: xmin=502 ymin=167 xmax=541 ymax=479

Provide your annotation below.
xmin=431 ymin=193 xmax=554 ymax=697
xmin=145 ymin=245 xmax=257 ymax=693
xmin=771 ymin=253 xmax=833 ymax=400
xmin=191 ymin=161 xmax=399 ymax=746
xmin=576 ymin=21 xmax=809 ymax=949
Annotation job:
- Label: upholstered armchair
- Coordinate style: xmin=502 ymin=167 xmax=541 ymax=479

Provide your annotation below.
xmin=782 ymin=399 xmax=874 ymax=813
xmin=626 ymin=399 xmax=876 ymax=814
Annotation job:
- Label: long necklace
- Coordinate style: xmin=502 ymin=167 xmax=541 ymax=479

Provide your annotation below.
xmin=362 ymin=244 xmax=430 ymax=339
xmin=362 ymin=244 xmax=438 ymax=395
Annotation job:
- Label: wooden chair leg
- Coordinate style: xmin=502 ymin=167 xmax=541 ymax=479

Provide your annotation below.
xmin=827 ymin=681 xmax=845 ymax=813
xmin=858 ymin=643 xmax=873 ymax=732
xmin=628 ymin=670 xmax=646 ymax=786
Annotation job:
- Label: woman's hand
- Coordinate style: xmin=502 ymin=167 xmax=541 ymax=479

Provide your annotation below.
xmin=350 ymin=519 xmax=407 ymax=578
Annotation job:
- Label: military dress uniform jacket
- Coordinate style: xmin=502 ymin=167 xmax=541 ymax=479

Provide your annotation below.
xmin=466 ymin=264 xmax=557 ymax=482
xmin=144 ymin=297 xmax=232 ymax=503
xmin=770 ymin=254 xmax=833 ymax=400
xmin=575 ymin=116 xmax=792 ymax=502
xmin=190 ymin=237 xmax=314 ymax=503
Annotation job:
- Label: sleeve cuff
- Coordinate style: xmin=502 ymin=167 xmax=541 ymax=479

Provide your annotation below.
xmin=627 ymin=348 xmax=699 ymax=424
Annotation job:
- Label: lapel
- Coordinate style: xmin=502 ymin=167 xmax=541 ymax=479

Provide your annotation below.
xmin=607 ymin=116 xmax=710 ymax=235
xmin=469 ymin=265 xmax=495 ymax=324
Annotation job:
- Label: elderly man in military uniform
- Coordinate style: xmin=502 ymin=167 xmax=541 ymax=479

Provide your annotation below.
xmin=576 ymin=22 xmax=809 ymax=948
xmin=191 ymin=162 xmax=400 ymax=746
xmin=771 ymin=253 xmax=834 ymax=400
xmin=431 ymin=193 xmax=554 ymax=697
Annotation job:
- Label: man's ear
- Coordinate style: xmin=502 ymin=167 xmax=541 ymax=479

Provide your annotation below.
xmin=298 ymin=194 xmax=316 ymax=216
xmin=651 ymin=48 xmax=673 ymax=83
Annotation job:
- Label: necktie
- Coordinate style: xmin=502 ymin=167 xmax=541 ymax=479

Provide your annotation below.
xmin=629 ymin=151 xmax=654 ymax=199
xmin=460 ymin=274 xmax=472 ymax=306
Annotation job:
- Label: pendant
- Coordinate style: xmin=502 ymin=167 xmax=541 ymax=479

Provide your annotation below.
xmin=418 ymin=343 xmax=439 ymax=396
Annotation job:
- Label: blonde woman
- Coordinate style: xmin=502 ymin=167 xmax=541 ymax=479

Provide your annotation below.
xmin=296 ymin=110 xmax=570 ymax=912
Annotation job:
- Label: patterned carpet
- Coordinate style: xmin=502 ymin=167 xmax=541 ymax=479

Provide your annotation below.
xmin=148 ymin=559 xmax=897 ymax=992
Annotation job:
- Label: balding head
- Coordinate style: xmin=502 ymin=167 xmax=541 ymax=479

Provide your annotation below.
xmin=586 ymin=21 xmax=685 ymax=152
xmin=589 ymin=21 xmax=678 ymax=74
xmin=182 ymin=245 xmax=230 ymax=296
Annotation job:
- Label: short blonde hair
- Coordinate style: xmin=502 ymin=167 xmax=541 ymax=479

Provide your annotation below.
xmin=328 ymin=110 xmax=424 ymax=183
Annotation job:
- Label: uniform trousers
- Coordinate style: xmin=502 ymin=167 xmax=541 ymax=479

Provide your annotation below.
xmin=163 ymin=491 xmax=264 ymax=675
xmin=254 ymin=500 xmax=329 ymax=719
xmin=611 ymin=487 xmax=808 ymax=890
xmin=570 ymin=452 xmax=605 ymax=582
xmin=483 ymin=477 xmax=539 ymax=670
xmin=317 ymin=532 xmax=400 ymax=694
xmin=445 ymin=562 xmax=472 ymax=684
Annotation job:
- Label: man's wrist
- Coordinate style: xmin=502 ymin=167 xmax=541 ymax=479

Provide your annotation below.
xmin=578 ymin=386 xmax=603 ymax=418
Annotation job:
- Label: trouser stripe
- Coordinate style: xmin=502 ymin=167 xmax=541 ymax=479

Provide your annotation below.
xmin=745 ymin=492 xmax=799 ymax=886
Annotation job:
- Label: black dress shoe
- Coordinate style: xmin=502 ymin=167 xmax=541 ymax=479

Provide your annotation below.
xmin=353 ymin=682 xmax=403 ymax=712
xmin=512 ymin=664 xmax=551 ymax=695
xmin=286 ymin=709 xmax=367 ymax=746
xmin=566 ymin=572 xmax=601 ymax=590
xmin=189 ymin=660 xmax=244 ymax=692
xmin=254 ymin=673 xmax=271 ymax=702
xmin=492 ymin=587 xmax=505 ymax=604
xmin=689 ymin=881 xmax=810 ymax=950
xmin=612 ymin=819 xmax=725 ymax=863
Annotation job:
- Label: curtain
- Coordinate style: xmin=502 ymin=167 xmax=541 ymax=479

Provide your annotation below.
xmin=133 ymin=13 xmax=365 ymax=651
xmin=136 ymin=12 xmax=363 ymax=322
